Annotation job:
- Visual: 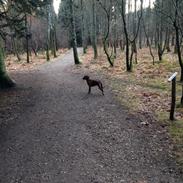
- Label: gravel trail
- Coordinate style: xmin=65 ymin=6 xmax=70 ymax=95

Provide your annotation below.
xmin=0 ymin=49 xmax=182 ymax=183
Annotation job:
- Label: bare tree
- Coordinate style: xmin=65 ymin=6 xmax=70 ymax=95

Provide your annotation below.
xmin=97 ymin=0 xmax=115 ymax=67
xmin=117 ymin=0 xmax=143 ymax=71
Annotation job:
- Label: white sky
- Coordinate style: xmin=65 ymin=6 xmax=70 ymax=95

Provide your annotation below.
xmin=53 ymin=0 xmax=155 ymax=14
xmin=53 ymin=0 xmax=60 ymax=14
xmin=127 ymin=0 xmax=155 ymax=12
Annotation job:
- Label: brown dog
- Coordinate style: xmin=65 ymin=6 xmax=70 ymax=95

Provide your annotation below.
xmin=83 ymin=75 xmax=104 ymax=95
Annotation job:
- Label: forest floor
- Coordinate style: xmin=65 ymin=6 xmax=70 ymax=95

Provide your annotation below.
xmin=77 ymin=47 xmax=183 ymax=171
xmin=0 ymin=48 xmax=182 ymax=182
xmin=5 ymin=48 xmax=68 ymax=72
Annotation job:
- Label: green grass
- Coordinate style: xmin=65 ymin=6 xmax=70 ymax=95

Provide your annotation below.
xmin=170 ymin=120 xmax=183 ymax=141
xmin=142 ymin=81 xmax=168 ymax=90
xmin=156 ymin=111 xmax=170 ymax=122
xmin=169 ymin=120 xmax=183 ymax=168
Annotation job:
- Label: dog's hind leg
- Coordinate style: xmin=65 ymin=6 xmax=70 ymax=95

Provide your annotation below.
xmin=98 ymin=83 xmax=104 ymax=95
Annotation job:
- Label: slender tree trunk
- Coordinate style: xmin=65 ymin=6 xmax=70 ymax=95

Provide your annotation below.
xmin=114 ymin=42 xmax=117 ymax=59
xmin=70 ymin=0 xmax=80 ymax=64
xmin=25 ymin=14 xmax=30 ymax=63
xmin=139 ymin=24 xmax=142 ymax=49
xmin=46 ymin=5 xmax=50 ymax=61
xmin=113 ymin=10 xmax=117 ymax=59
xmin=54 ymin=26 xmax=58 ymax=51
xmin=158 ymin=49 xmax=162 ymax=61
xmin=133 ymin=0 xmax=138 ymax=64
xmin=50 ymin=28 xmax=57 ymax=58
xmin=155 ymin=30 xmax=158 ymax=49
xmin=121 ymin=0 xmax=131 ymax=71
xmin=119 ymin=40 xmax=123 ymax=51
xmin=97 ymin=0 xmax=114 ymax=66
xmin=166 ymin=29 xmax=171 ymax=52
xmin=81 ymin=0 xmax=87 ymax=54
xmin=92 ymin=0 xmax=98 ymax=59
xmin=171 ymin=34 xmax=175 ymax=46
xmin=31 ymin=41 xmax=38 ymax=57
xmin=12 ymin=37 xmax=21 ymax=61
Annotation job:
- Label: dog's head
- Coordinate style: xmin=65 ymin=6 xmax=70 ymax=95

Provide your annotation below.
xmin=83 ymin=75 xmax=89 ymax=80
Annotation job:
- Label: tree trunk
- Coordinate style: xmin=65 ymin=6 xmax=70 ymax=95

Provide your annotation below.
xmin=181 ymin=85 xmax=183 ymax=106
xmin=54 ymin=26 xmax=58 ymax=51
xmin=12 ymin=37 xmax=21 ymax=61
xmin=139 ymin=27 xmax=142 ymax=49
xmin=126 ymin=38 xmax=131 ymax=71
xmin=142 ymin=17 xmax=155 ymax=64
xmin=114 ymin=42 xmax=117 ymax=59
xmin=81 ymin=0 xmax=87 ymax=54
xmin=133 ymin=0 xmax=138 ymax=64
xmin=171 ymin=35 xmax=175 ymax=46
xmin=26 ymin=35 xmax=29 ymax=63
xmin=103 ymin=40 xmax=113 ymax=67
xmin=158 ymin=47 xmax=162 ymax=61
xmin=25 ymin=14 xmax=30 ymax=63
xmin=0 ymin=41 xmax=15 ymax=89
xmin=50 ymin=28 xmax=57 ymax=58
xmin=92 ymin=0 xmax=98 ymax=59
xmin=97 ymin=0 xmax=114 ymax=66
xmin=166 ymin=28 xmax=171 ymax=52
xmin=174 ymin=7 xmax=183 ymax=82
xmin=70 ymin=0 xmax=80 ymax=64
xmin=121 ymin=0 xmax=131 ymax=71
xmin=46 ymin=4 xmax=51 ymax=61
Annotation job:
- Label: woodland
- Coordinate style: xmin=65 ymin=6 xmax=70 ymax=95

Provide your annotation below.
xmin=0 ymin=0 xmax=183 ymax=178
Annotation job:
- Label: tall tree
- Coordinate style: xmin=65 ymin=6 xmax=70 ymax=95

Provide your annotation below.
xmin=0 ymin=0 xmax=48 ymax=88
xmin=69 ymin=0 xmax=80 ymax=64
xmin=155 ymin=0 xmax=183 ymax=81
xmin=117 ymin=0 xmax=143 ymax=71
xmin=97 ymin=0 xmax=115 ymax=67
xmin=92 ymin=0 xmax=98 ymax=59
xmin=58 ymin=0 xmax=80 ymax=64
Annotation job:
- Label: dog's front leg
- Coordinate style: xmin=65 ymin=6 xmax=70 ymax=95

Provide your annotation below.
xmin=88 ymin=86 xmax=91 ymax=94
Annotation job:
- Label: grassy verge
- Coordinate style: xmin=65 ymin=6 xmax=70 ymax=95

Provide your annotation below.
xmin=79 ymin=47 xmax=183 ymax=168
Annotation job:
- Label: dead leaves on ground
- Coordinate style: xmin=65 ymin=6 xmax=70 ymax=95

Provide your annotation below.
xmin=79 ymin=47 xmax=183 ymax=121
xmin=5 ymin=49 xmax=68 ymax=72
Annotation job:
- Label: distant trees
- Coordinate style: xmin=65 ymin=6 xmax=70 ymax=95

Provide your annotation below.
xmin=2 ymin=0 xmax=183 ymax=88
xmin=154 ymin=0 xmax=183 ymax=81
xmin=0 ymin=0 xmax=48 ymax=88
xmin=55 ymin=0 xmax=182 ymax=78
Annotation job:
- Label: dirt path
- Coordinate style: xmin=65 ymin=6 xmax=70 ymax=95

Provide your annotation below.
xmin=0 ymin=49 xmax=182 ymax=183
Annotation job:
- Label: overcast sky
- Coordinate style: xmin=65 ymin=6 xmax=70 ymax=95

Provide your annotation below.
xmin=53 ymin=0 xmax=60 ymax=14
xmin=53 ymin=0 xmax=155 ymax=14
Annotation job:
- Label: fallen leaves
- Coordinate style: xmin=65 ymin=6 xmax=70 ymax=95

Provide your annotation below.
xmin=5 ymin=48 xmax=68 ymax=72
xmin=79 ymin=47 xmax=183 ymax=121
